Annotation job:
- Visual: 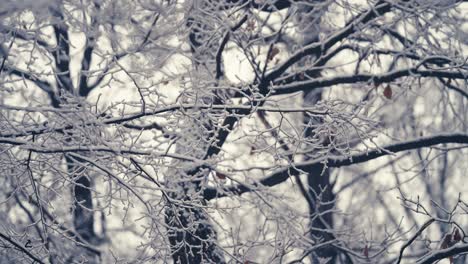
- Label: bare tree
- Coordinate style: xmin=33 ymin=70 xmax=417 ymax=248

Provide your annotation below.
xmin=0 ymin=0 xmax=467 ymax=263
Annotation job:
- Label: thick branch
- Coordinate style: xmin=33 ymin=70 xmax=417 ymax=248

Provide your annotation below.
xmin=204 ymin=133 xmax=468 ymax=200
xmin=248 ymin=0 xmax=291 ymax=12
xmin=216 ymin=15 xmax=248 ymax=80
xmin=49 ymin=5 xmax=73 ymax=93
xmin=4 ymin=64 xmax=60 ymax=107
xmin=417 ymin=243 xmax=468 ymax=264
xmin=78 ymin=4 xmax=99 ymax=97
xmin=78 ymin=0 xmax=106 ymax=95
xmin=263 ymin=1 xmax=393 ymax=83
xmin=223 ymin=0 xmax=291 ymax=12
xmin=17 ymin=191 xmax=101 ymax=255
xmin=272 ymin=68 xmax=468 ymax=95
xmin=0 ymin=26 xmax=52 ymax=50
xmin=196 ymin=1 xmax=396 ymax=163
xmin=5 ymin=66 xmax=53 ymax=93
xmin=0 ymin=231 xmax=45 ymax=264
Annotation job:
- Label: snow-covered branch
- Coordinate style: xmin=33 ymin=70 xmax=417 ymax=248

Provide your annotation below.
xmin=205 ymin=133 xmax=468 ymax=200
xmin=417 ymin=243 xmax=468 ymax=264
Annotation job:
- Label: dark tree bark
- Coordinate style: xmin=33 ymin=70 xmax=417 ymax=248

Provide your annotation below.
xmin=63 ymin=130 xmax=99 ymax=263
xmin=307 ymin=164 xmax=336 ymax=261
xmin=303 ymin=91 xmax=338 ymax=263
xmin=165 ymin=181 xmax=225 ymax=264
xmin=65 ymin=155 xmax=96 ymax=244
xmin=299 ymin=2 xmax=338 ymax=262
xmin=49 ymin=3 xmax=100 ymax=261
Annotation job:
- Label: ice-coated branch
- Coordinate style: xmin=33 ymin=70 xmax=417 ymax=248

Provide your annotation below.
xmin=204 ymin=133 xmax=468 ymax=200
xmin=0 ymin=138 xmax=205 ymax=162
xmin=0 ymin=231 xmax=45 ymax=264
xmin=223 ymin=0 xmax=291 ymax=12
xmin=215 ymin=15 xmax=248 ymax=80
xmin=177 ymin=0 xmax=402 ymax=174
xmin=262 ymin=0 xmax=394 ymax=83
xmin=417 ymin=243 xmax=468 ymax=264
xmin=0 ymin=104 xmax=325 ymax=138
xmin=2 ymin=64 xmax=60 ymax=107
xmin=86 ymin=13 xmax=161 ymax=91
xmin=395 ymin=218 xmax=435 ymax=264
xmin=272 ymin=68 xmax=468 ymax=95
xmin=0 ymin=26 xmax=52 ymax=51
xmin=48 ymin=5 xmax=73 ymax=93
xmin=4 ymin=65 xmax=54 ymax=93
xmin=77 ymin=1 xmax=100 ymax=97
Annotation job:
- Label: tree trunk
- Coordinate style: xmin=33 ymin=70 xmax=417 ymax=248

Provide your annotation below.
xmin=165 ymin=2 xmax=225 ymax=262
xmin=65 ymin=154 xmax=100 ymax=263
xmin=165 ymin=179 xmax=225 ymax=264
xmin=303 ymin=91 xmax=337 ymax=263
xmin=298 ymin=2 xmax=338 ymax=262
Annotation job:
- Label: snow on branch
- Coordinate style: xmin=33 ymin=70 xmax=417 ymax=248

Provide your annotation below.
xmin=0 ymin=231 xmax=45 ymax=264
xmin=272 ymin=68 xmax=468 ymax=95
xmin=417 ymin=243 xmax=468 ymax=264
xmin=204 ymin=133 xmax=468 ymax=200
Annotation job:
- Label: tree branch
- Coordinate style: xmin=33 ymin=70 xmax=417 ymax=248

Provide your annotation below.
xmin=0 ymin=137 xmax=209 ymax=164
xmin=396 ymin=218 xmax=435 ymax=264
xmin=216 ymin=15 xmax=248 ymax=80
xmin=204 ymin=133 xmax=468 ymax=200
xmin=0 ymin=104 xmax=324 ymax=139
xmin=196 ymin=1 xmax=396 ymax=161
xmin=263 ymin=0 xmax=393 ymax=83
xmin=272 ymin=68 xmax=468 ymax=95
xmin=5 ymin=66 xmax=54 ymax=93
xmin=49 ymin=5 xmax=73 ymax=93
xmin=78 ymin=1 xmax=100 ymax=97
xmin=3 ymin=64 xmax=60 ymax=107
xmin=223 ymin=0 xmax=291 ymax=12
xmin=0 ymin=26 xmax=53 ymax=51
xmin=417 ymin=243 xmax=468 ymax=264
xmin=0 ymin=231 xmax=45 ymax=264
xmin=86 ymin=13 xmax=160 ymax=91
